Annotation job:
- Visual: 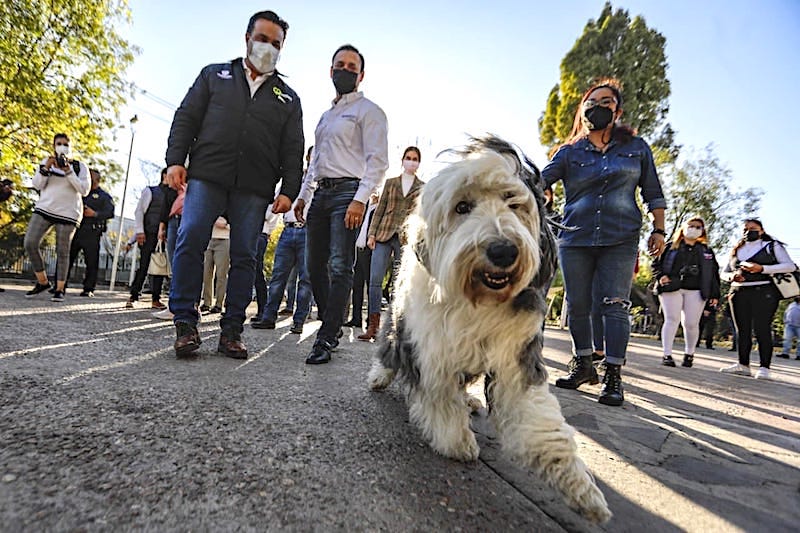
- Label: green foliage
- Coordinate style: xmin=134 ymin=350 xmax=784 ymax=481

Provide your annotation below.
xmin=0 ymin=0 xmax=136 ymax=260
xmin=660 ymin=144 xmax=763 ymax=253
xmin=538 ymin=2 xmax=673 ymax=154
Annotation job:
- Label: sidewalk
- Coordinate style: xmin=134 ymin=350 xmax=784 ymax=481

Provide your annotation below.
xmin=0 ymin=282 xmax=798 ymax=532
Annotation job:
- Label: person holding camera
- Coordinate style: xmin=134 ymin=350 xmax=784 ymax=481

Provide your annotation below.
xmin=24 ymin=133 xmax=90 ymax=302
xmin=720 ymin=218 xmax=795 ymax=380
xmin=653 ymin=217 xmax=720 ymax=368
xmin=65 ymin=168 xmax=115 ymax=297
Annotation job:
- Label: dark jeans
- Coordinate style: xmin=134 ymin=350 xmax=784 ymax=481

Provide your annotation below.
xmin=368 ymin=234 xmax=401 ymax=315
xmin=591 ymin=273 xmax=604 ymax=353
xmin=305 ymin=180 xmax=360 ymax=344
xmin=130 ymin=231 xmax=164 ymax=301
xmin=559 ymin=239 xmax=639 ymax=366
xmin=66 ymin=226 xmax=101 ymax=291
xmin=254 ymin=232 xmax=269 ymax=317
xmin=349 ymin=246 xmax=372 ymax=325
xmin=262 ymin=226 xmax=312 ymax=324
xmin=284 ymin=266 xmax=298 ymax=310
xmin=730 ymin=285 xmax=780 ymax=368
xmin=698 ymin=313 xmax=716 ymax=348
xmin=169 ymin=180 xmax=269 ymax=331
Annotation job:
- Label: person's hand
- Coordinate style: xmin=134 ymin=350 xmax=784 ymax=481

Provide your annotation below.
xmin=709 ymin=298 xmax=719 ymax=306
xmin=44 ymin=156 xmax=57 ymax=170
xmin=167 ymin=165 xmax=187 ymax=189
xmin=272 ymin=194 xmax=292 ymax=214
xmin=158 ymin=228 xmax=166 ymax=242
xmin=345 ymin=200 xmax=366 ymax=230
xmin=733 ymin=272 xmax=745 ymax=282
xmin=367 ymin=236 xmax=376 ymax=250
xmin=740 ymin=262 xmax=763 ymax=273
xmin=135 ymin=232 xmax=146 ymax=246
xmin=294 ymin=199 xmax=306 ymax=223
xmin=703 ymin=310 xmax=710 ymax=317
xmin=83 ymin=207 xmax=96 ymax=217
xmin=214 ymin=217 xmax=228 ymax=229
xmin=659 ymin=275 xmax=671 ymax=286
xmin=648 ymin=232 xmax=666 ymax=257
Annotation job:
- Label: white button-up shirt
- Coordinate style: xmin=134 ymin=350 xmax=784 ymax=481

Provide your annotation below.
xmin=242 ymin=59 xmax=271 ymax=97
xmin=298 ymin=91 xmax=389 ymax=205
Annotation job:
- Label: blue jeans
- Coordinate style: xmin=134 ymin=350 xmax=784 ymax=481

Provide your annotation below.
xmin=591 ymin=274 xmax=604 ymax=353
xmin=166 ymin=215 xmax=180 ymax=266
xmin=368 ymin=234 xmax=402 ymax=314
xmin=169 ymin=180 xmax=269 ymax=331
xmin=254 ymin=232 xmax=269 ymax=317
xmin=782 ymin=324 xmax=800 ymax=355
xmin=305 ymin=180 xmax=360 ymax=344
xmin=560 ymin=239 xmax=638 ymax=366
xmin=262 ymin=226 xmax=312 ymax=324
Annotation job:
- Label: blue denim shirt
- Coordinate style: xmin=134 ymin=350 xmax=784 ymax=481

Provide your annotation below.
xmin=542 ymin=136 xmax=666 ymax=247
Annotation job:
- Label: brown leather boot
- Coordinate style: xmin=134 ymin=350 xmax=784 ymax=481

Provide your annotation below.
xmin=218 ymin=327 xmax=248 ymax=359
xmin=174 ymin=322 xmax=201 ymax=357
xmin=357 ymin=313 xmax=381 ymax=341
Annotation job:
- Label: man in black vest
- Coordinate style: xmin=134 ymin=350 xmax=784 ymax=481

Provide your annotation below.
xmin=127 ymin=169 xmax=169 ymax=309
xmin=165 ymin=10 xmax=304 ymax=359
xmin=66 ymin=168 xmax=115 ymax=297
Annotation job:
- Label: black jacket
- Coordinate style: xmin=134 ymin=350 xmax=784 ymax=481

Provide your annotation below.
xmin=165 ymin=59 xmax=304 ymax=200
xmin=653 ymin=241 xmax=721 ymax=300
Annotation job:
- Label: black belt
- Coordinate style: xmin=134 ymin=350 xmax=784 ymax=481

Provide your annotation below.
xmin=286 ymin=222 xmax=305 ymax=228
xmin=318 ymin=177 xmax=359 ymax=189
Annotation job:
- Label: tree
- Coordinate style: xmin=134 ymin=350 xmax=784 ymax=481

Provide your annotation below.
xmin=0 ymin=0 xmax=137 ymax=265
xmin=538 ymin=2 xmax=673 ymax=153
xmin=660 ymin=144 xmax=763 ymax=253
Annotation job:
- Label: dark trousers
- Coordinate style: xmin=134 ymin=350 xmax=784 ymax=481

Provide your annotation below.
xmin=349 ymin=246 xmax=372 ymax=325
xmin=130 ymin=231 xmax=164 ymax=301
xmin=697 ymin=313 xmax=716 ymax=348
xmin=730 ymin=285 xmax=780 ymax=368
xmin=305 ymin=180 xmax=360 ymax=344
xmin=67 ymin=226 xmax=102 ymax=291
xmin=254 ymin=232 xmax=269 ymax=317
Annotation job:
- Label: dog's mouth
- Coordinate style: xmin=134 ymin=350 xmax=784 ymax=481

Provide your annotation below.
xmin=478 ymin=270 xmax=513 ymax=290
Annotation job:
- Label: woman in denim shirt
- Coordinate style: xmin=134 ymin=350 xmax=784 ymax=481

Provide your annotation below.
xmin=543 ymin=80 xmax=667 ymax=406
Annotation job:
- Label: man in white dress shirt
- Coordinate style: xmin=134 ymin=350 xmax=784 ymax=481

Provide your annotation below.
xmin=294 ymin=44 xmax=389 ymax=364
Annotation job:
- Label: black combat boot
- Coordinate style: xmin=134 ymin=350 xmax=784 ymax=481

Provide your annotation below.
xmin=555 ymin=356 xmax=599 ymax=389
xmin=598 ymin=363 xmax=624 ymax=406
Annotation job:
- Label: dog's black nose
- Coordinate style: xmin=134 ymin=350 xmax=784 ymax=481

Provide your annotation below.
xmin=487 ymin=241 xmax=518 ymax=268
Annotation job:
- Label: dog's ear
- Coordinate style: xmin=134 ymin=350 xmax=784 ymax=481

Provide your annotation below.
xmin=520 ymin=333 xmax=548 ymax=386
xmin=532 ymin=221 xmax=558 ymax=291
xmin=413 ymin=238 xmax=431 ymax=272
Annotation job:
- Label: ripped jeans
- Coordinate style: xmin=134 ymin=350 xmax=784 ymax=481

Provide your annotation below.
xmin=559 ymin=239 xmax=639 ymax=366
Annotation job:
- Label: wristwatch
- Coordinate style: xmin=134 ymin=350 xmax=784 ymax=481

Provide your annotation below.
xmin=651 ymin=228 xmax=667 ymax=236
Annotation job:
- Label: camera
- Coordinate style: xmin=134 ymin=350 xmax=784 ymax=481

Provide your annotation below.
xmin=679 ymin=264 xmax=700 ymax=279
xmin=57 ymin=153 xmax=68 ymax=167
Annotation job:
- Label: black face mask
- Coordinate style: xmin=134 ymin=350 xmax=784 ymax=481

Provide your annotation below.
xmin=745 ymin=230 xmax=761 ymax=242
xmin=583 ymin=105 xmax=614 ymax=130
xmin=332 ymin=69 xmax=358 ymax=95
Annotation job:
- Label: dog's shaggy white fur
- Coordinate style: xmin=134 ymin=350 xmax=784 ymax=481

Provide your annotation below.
xmin=368 ymin=136 xmax=611 ymax=524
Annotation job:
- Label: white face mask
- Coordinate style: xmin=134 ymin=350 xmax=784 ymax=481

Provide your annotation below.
xmin=684 ymin=227 xmax=703 ymax=240
xmin=55 ymin=144 xmax=70 ymax=156
xmin=402 ymin=159 xmax=419 ymax=173
xmin=247 ymin=40 xmax=279 ymax=74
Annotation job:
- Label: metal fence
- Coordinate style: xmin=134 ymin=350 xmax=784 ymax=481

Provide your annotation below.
xmin=0 ymin=243 xmax=139 ymax=286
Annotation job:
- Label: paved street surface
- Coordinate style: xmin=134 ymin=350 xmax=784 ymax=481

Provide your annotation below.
xmin=1 ymin=281 xmax=798 ymax=532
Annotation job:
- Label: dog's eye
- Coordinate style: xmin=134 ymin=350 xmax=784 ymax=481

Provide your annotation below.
xmin=455 ymin=201 xmax=473 ymax=214
xmin=509 ymin=203 xmax=522 ymax=210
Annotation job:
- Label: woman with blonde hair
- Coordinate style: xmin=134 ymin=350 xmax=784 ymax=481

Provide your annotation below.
xmin=653 ymin=216 xmax=721 ymax=367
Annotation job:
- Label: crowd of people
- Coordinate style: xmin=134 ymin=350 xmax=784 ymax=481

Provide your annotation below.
xmin=15 ymin=10 xmax=799 ymax=406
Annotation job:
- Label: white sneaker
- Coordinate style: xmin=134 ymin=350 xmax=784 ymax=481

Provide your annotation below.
xmin=754 ymin=367 xmax=773 ymax=380
xmin=153 ymin=309 xmax=174 ymax=320
xmin=719 ymin=363 xmax=752 ymax=376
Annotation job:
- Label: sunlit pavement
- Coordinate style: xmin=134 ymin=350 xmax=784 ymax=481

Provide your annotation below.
xmin=1 ymin=281 xmax=798 ymax=532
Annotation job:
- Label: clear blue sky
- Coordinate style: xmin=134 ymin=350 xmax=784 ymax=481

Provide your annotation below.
xmin=113 ymin=0 xmax=800 ymax=259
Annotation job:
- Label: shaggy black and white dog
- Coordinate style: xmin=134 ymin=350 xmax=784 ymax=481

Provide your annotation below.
xmin=368 ymin=136 xmax=611 ymax=523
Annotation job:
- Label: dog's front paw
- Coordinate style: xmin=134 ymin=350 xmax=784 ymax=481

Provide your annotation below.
xmin=567 ymin=482 xmax=612 ymax=524
xmin=367 ymin=361 xmax=396 ymax=390
xmin=464 ymin=393 xmax=483 ymax=413
xmin=432 ymin=429 xmax=480 ymax=462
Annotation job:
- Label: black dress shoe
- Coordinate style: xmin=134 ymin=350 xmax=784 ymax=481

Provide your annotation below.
xmin=306 ymin=342 xmax=332 ymax=365
xmin=343 ymin=319 xmax=361 ymax=328
xmin=251 ymin=318 xmax=276 ymax=329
